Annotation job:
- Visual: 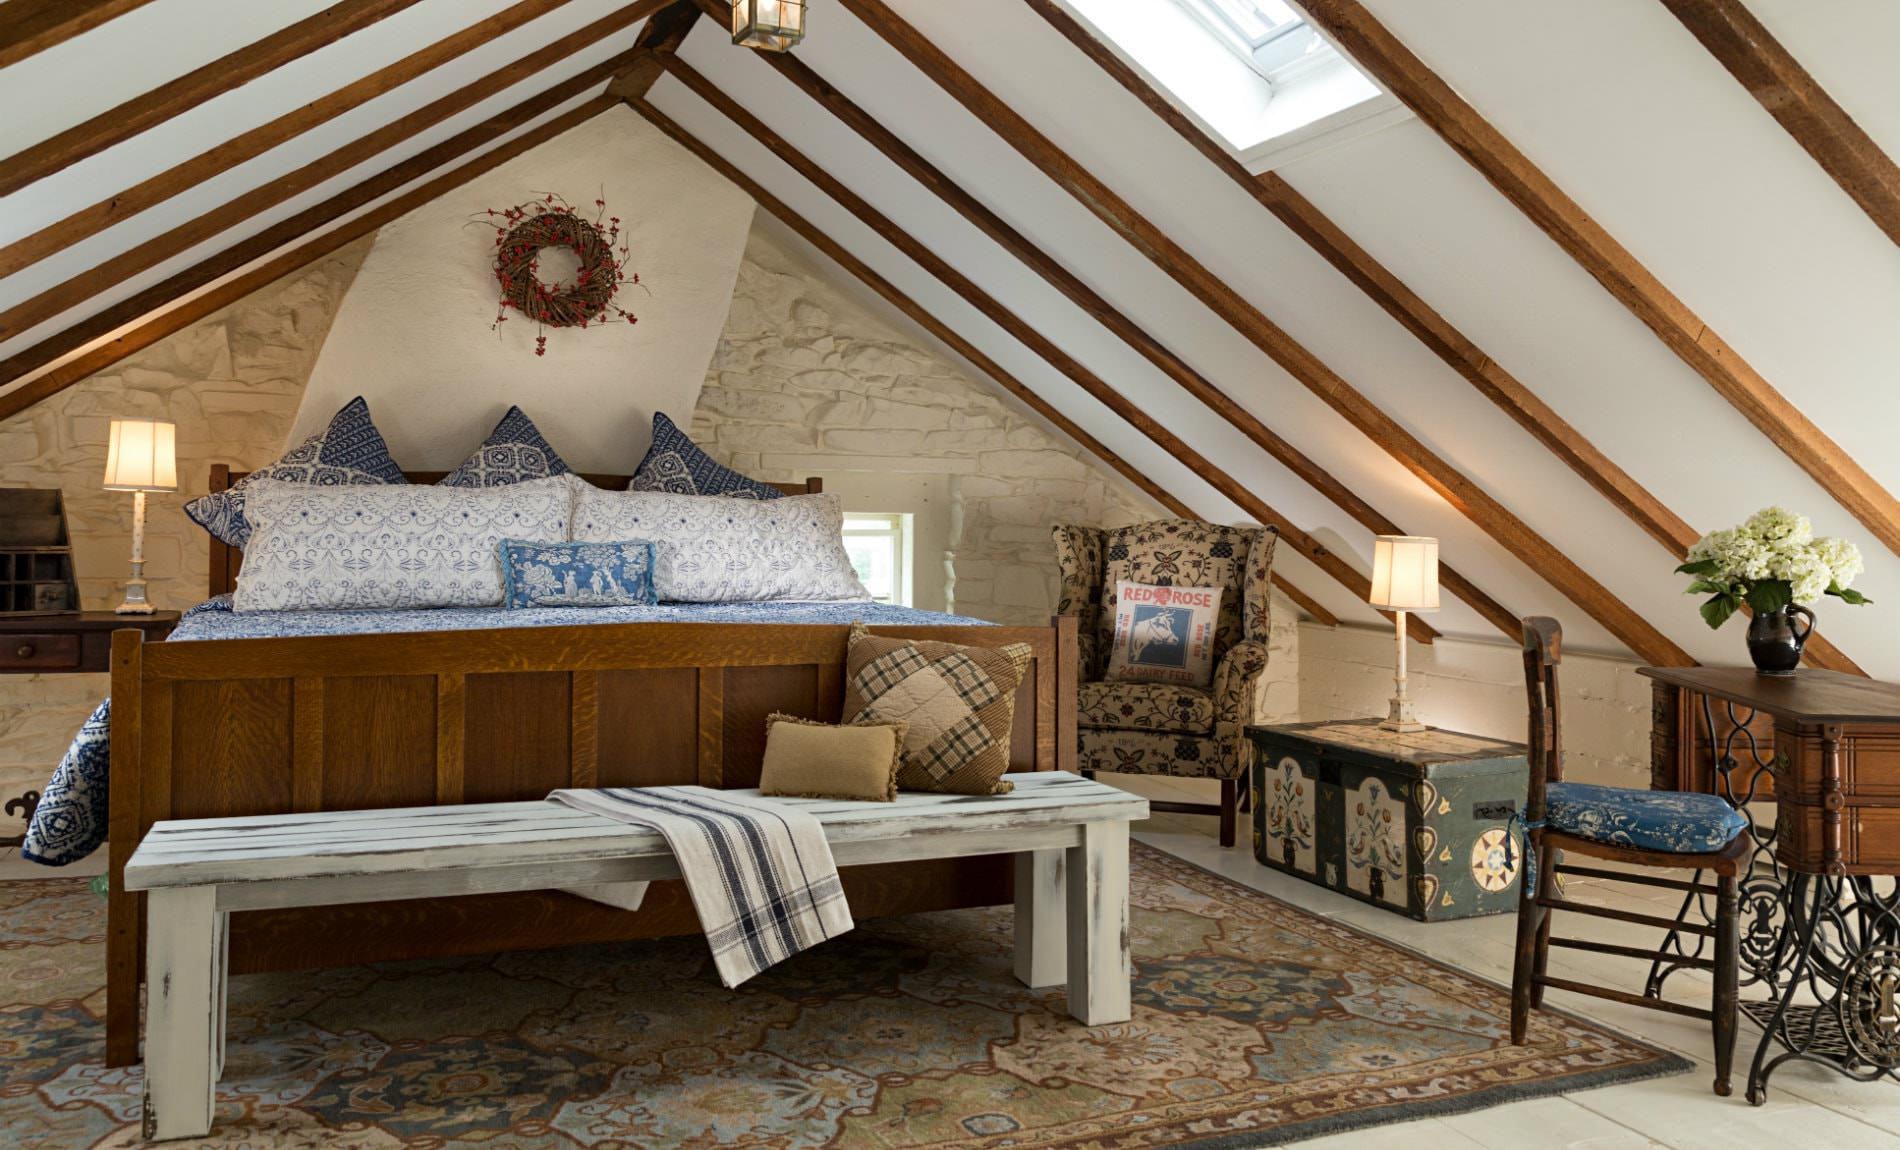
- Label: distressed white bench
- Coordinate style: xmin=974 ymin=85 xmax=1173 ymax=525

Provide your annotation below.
xmin=123 ymin=771 xmax=1146 ymax=1141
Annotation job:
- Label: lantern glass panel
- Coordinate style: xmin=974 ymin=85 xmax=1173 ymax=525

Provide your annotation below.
xmin=733 ymin=0 xmax=805 ymax=51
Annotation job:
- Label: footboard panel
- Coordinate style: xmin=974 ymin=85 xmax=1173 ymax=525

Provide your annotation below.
xmin=108 ymin=617 xmax=1078 ymax=1065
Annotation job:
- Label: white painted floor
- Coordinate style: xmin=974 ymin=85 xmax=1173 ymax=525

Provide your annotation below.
xmin=1112 ymin=773 xmax=1900 ymax=1150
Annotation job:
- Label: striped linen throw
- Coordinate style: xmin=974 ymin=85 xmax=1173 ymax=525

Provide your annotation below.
xmin=546 ymin=786 xmax=853 ymax=987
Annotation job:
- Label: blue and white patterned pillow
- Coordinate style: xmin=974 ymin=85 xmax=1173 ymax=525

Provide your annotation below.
xmin=184 ymin=395 xmax=405 ymax=548
xmin=234 ymin=477 xmax=573 ymax=611
xmin=574 ymin=488 xmax=870 ymax=602
xmin=441 ymin=406 xmax=571 ymax=488
xmin=629 ymin=412 xmax=783 ymax=499
xmin=500 ymin=539 xmax=656 ymax=608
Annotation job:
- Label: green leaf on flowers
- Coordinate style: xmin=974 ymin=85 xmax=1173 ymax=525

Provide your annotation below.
xmin=1829 ymin=585 xmax=1872 ymax=605
xmin=1747 ymin=580 xmax=1793 ymax=614
xmin=1700 ymin=594 xmax=1740 ymax=630
xmin=1676 ymin=559 xmax=1720 ymax=576
xmin=1686 ymin=579 xmax=1727 ymax=595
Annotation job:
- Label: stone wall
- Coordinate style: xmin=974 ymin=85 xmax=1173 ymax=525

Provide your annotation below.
xmin=694 ymin=222 xmax=1302 ymax=719
xmin=0 ymin=240 xmax=372 ymax=811
xmin=1299 ymin=622 xmax=1651 ymax=785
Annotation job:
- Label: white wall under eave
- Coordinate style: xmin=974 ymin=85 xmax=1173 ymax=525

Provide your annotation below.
xmin=1299 ymin=622 xmax=1652 ymax=788
xmin=294 ymin=104 xmax=756 ymax=473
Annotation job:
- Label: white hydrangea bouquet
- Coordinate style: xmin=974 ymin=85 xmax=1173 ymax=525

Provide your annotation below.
xmin=1677 ymin=507 xmax=1869 ymax=629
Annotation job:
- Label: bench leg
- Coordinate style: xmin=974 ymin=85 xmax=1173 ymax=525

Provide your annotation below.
xmin=143 ymin=887 xmax=221 ymax=1141
xmin=1065 ymin=820 xmax=1132 ymax=1025
xmin=1014 ymin=849 xmax=1067 ymax=988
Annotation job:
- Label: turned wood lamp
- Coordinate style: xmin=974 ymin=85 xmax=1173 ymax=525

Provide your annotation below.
xmin=103 ymin=418 xmax=177 ymax=615
xmin=1369 ymin=535 xmax=1439 ymax=732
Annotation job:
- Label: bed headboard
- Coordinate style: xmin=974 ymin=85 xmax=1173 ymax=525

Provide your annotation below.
xmin=205 ymin=464 xmax=824 ymax=599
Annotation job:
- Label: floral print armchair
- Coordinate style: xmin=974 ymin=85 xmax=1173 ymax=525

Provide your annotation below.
xmin=1053 ymin=520 xmax=1278 ymax=846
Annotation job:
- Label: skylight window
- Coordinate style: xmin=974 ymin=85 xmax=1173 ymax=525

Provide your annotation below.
xmin=1066 ymin=0 xmax=1403 ymax=169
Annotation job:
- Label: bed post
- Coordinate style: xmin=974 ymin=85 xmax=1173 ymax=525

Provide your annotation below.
xmin=1055 ymin=615 xmax=1078 ymax=774
xmin=106 ymin=627 xmax=145 ymax=1067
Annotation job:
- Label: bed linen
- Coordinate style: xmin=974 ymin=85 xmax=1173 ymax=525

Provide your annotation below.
xmin=22 ymin=596 xmax=983 ymax=866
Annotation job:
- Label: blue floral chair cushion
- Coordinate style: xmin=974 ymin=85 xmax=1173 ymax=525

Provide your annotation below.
xmin=1544 ymin=782 xmax=1749 ymax=854
xmin=441 ymin=406 xmax=571 ymax=487
xmin=184 ymin=395 xmax=405 ymax=548
xmin=629 ymin=412 xmax=782 ymax=499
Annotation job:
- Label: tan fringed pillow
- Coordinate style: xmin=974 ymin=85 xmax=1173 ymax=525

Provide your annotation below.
xmin=759 ymin=713 xmax=906 ymax=802
xmin=842 ymin=622 xmax=1033 ymax=795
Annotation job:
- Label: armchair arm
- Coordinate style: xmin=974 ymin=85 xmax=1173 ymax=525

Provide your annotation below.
xmin=1213 ymin=637 xmax=1274 ymax=779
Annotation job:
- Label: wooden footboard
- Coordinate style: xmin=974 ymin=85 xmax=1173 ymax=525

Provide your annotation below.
xmin=106 ymin=615 xmax=1078 ymax=1066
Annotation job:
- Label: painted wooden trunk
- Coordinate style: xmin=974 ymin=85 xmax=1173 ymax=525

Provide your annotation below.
xmin=1247 ymin=720 xmax=1529 ymax=922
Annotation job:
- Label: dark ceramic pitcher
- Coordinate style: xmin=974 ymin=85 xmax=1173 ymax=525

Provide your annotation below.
xmin=1746 ymin=604 xmax=1814 ymax=675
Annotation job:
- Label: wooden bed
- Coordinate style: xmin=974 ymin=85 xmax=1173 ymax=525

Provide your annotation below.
xmin=105 ymin=467 xmax=1079 ymax=1065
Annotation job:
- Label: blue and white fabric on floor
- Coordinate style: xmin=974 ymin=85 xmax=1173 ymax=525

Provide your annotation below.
xmin=22 ymin=596 xmax=981 ymax=866
xmin=546 ymin=786 xmax=852 ymax=986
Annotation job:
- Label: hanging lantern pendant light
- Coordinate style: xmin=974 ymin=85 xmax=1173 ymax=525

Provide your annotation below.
xmin=732 ymin=0 xmax=806 ymax=51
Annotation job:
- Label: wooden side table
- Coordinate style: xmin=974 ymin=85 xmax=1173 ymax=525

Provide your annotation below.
xmin=1636 ymin=665 xmax=1900 ymax=1103
xmin=0 ymin=611 xmax=178 ymax=846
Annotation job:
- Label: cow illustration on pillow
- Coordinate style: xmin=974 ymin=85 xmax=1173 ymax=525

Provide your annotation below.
xmin=1128 ymin=605 xmax=1189 ymax=668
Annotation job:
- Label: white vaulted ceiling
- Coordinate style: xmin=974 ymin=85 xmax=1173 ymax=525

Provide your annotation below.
xmin=3 ymin=0 xmax=1898 ymax=672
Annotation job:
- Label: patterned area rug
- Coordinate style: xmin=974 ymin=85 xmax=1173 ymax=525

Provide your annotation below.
xmin=1 ymin=846 xmax=1685 ymax=1148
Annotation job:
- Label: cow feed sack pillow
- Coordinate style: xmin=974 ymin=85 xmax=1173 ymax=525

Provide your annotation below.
xmin=1105 ymin=581 xmax=1223 ymax=688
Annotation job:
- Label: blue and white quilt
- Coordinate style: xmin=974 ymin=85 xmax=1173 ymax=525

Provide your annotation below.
xmin=22 ymin=596 xmax=980 ymax=866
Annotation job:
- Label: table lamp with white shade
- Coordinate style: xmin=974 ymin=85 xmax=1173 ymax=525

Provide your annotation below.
xmin=102 ymin=419 xmax=177 ymax=615
xmin=1368 ymin=535 xmax=1440 ymax=732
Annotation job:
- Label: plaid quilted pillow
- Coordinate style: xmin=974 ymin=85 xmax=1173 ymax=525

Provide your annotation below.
xmin=841 ymin=622 xmax=1032 ymax=795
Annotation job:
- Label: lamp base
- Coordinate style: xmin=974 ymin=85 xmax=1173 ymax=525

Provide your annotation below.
xmin=115 ymin=568 xmax=154 ymax=615
xmin=1379 ymin=695 xmax=1425 ymax=733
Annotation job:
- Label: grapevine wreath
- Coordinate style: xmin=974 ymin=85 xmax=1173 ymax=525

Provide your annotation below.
xmin=485 ymin=193 xmax=641 ymax=356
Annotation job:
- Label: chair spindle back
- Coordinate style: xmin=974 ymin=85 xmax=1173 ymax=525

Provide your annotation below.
xmin=1521 ymin=616 xmax=1565 ymax=823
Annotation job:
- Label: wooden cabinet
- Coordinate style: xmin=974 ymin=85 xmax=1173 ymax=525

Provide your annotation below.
xmin=1641 ymin=666 xmax=1900 ymax=877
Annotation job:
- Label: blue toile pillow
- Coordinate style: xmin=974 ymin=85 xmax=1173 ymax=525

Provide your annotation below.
xmin=629 ymin=411 xmax=782 ymax=499
xmin=184 ymin=395 xmax=405 ymax=548
xmin=440 ymin=405 xmax=571 ymax=488
xmin=499 ymin=539 xmax=657 ymax=608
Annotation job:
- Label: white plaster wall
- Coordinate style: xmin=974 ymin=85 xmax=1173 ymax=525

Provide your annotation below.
xmin=1299 ymin=623 xmax=1652 ymax=787
xmin=294 ymin=104 xmax=756 ymax=473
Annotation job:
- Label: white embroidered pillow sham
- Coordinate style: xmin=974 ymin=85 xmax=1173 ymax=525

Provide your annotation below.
xmin=571 ymin=486 xmax=870 ymax=602
xmin=234 ymin=477 xmax=573 ymax=612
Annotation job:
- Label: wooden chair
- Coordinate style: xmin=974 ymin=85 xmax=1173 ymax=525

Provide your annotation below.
xmin=1511 ymin=617 xmax=1751 ymax=1096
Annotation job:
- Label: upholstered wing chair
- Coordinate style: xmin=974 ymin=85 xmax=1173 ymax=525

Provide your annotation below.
xmin=1052 ymin=519 xmax=1278 ymax=846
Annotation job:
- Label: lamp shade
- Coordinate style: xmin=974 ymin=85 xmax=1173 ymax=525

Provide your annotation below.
xmin=1368 ymin=535 xmax=1439 ymax=612
xmin=103 ymin=419 xmax=178 ymax=492
xmin=732 ymin=0 xmax=804 ymax=50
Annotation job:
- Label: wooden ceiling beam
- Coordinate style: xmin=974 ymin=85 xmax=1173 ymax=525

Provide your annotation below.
xmin=0 ymin=0 xmax=429 ymax=198
xmin=839 ymin=0 xmax=1688 ymax=666
xmin=1299 ymin=0 xmax=1900 ymax=571
xmin=608 ymin=1 xmax=700 ymax=101
xmin=0 ymin=0 xmax=158 ymax=70
xmin=0 ymin=0 xmax=617 ymax=280
xmin=627 ymin=97 xmax=1344 ymax=630
xmin=1660 ymin=0 xmax=1900 ymax=250
xmin=1027 ymin=0 xmax=1863 ymax=676
xmin=0 ymin=3 xmax=667 ymax=349
xmin=0 ymin=63 xmax=630 ymax=412
xmin=687 ymin=1 xmax=1498 ymax=637
xmin=0 ymin=93 xmax=617 ymax=426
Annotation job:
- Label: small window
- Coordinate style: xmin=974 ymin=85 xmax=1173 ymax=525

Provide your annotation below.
xmin=1067 ymin=0 xmax=1397 ymax=167
xmin=843 ymin=513 xmax=914 ymax=606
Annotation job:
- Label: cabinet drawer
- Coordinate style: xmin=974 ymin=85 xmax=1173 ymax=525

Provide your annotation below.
xmin=0 ymin=633 xmax=80 ymax=670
